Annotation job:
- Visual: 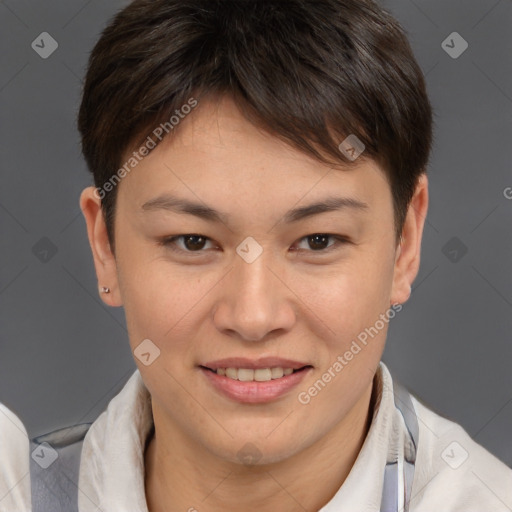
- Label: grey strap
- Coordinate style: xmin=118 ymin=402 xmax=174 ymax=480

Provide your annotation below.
xmin=380 ymin=462 xmax=399 ymax=512
xmin=381 ymin=379 xmax=419 ymax=512
xmin=29 ymin=423 xmax=91 ymax=512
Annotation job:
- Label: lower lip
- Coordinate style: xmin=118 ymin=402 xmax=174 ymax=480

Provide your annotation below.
xmin=200 ymin=366 xmax=312 ymax=404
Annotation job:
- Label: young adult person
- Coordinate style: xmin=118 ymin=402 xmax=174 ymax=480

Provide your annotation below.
xmin=1 ymin=1 xmax=511 ymax=511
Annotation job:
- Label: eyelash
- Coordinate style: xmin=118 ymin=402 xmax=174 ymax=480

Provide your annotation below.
xmin=159 ymin=234 xmax=351 ymax=255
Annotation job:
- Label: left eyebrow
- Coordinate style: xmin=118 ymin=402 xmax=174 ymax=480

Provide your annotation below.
xmin=141 ymin=193 xmax=369 ymax=224
xmin=282 ymin=196 xmax=369 ymax=223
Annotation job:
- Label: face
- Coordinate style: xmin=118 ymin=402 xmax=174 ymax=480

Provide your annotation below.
xmin=81 ymin=95 xmax=427 ymax=466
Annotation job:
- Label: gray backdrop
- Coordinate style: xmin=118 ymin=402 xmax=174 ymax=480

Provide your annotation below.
xmin=1 ymin=0 xmax=511 ymax=468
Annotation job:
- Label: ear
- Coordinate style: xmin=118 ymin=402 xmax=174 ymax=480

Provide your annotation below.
xmin=390 ymin=173 xmax=429 ymax=306
xmin=79 ymin=187 xmax=123 ymax=307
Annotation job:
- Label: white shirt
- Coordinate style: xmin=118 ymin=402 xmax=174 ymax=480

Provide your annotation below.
xmin=0 ymin=402 xmax=31 ymax=512
xmin=1 ymin=361 xmax=511 ymax=511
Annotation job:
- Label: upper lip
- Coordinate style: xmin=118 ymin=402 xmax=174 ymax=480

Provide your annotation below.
xmin=200 ymin=357 xmax=312 ymax=370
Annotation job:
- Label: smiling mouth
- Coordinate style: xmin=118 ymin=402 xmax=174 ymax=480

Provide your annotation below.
xmin=200 ymin=365 xmax=312 ymax=382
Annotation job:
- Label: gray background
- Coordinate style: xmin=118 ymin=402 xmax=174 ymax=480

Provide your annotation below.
xmin=1 ymin=0 xmax=511 ymax=468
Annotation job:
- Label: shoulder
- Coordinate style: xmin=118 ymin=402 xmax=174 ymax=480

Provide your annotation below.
xmin=410 ymin=395 xmax=512 ymax=512
xmin=0 ymin=402 xmax=31 ymax=511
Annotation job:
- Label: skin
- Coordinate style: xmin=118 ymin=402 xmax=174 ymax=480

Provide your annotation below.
xmin=80 ymin=95 xmax=428 ymax=512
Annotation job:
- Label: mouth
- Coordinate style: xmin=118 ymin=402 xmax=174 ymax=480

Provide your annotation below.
xmin=198 ymin=362 xmax=314 ymax=403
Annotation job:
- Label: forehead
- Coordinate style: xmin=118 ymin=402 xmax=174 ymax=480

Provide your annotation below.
xmin=117 ymin=96 xmax=392 ymax=217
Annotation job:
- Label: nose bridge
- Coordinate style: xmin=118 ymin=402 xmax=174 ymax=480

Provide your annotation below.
xmin=233 ymin=234 xmax=277 ymax=291
xmin=234 ymin=243 xmax=278 ymax=312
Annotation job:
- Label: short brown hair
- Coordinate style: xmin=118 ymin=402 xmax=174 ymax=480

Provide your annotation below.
xmin=78 ymin=0 xmax=433 ymax=252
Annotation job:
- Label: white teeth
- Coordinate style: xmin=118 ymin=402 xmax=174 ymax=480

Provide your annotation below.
xmin=238 ymin=368 xmax=254 ymax=381
xmin=271 ymin=367 xmax=284 ymax=379
xmin=216 ymin=367 xmax=299 ymax=381
xmin=254 ymin=369 xmax=272 ymax=381
xmin=225 ymin=367 xmax=238 ymax=379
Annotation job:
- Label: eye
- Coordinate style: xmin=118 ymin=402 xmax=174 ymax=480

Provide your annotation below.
xmin=160 ymin=233 xmax=350 ymax=255
xmin=160 ymin=234 xmax=216 ymax=253
xmin=292 ymin=234 xmax=349 ymax=253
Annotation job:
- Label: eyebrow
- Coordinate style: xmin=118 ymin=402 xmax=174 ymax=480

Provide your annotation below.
xmin=141 ymin=194 xmax=369 ymax=224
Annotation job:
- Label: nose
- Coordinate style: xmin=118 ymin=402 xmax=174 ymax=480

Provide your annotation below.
xmin=212 ymin=248 xmax=296 ymax=342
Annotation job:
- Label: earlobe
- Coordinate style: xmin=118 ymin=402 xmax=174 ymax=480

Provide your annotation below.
xmin=79 ymin=187 xmax=122 ymax=307
xmin=390 ymin=174 xmax=429 ymax=306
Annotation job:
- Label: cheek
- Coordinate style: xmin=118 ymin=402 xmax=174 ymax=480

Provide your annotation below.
xmin=117 ymin=247 xmax=208 ymax=354
xmin=297 ymin=259 xmax=392 ymax=344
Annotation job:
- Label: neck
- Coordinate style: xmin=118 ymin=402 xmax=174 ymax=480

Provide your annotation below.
xmin=144 ymin=377 xmax=378 ymax=512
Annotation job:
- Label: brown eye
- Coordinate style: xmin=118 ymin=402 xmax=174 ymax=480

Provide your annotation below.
xmin=182 ymin=235 xmax=207 ymax=251
xmin=161 ymin=234 xmax=214 ymax=253
xmin=307 ymin=234 xmax=331 ymax=251
xmin=292 ymin=234 xmax=349 ymax=253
